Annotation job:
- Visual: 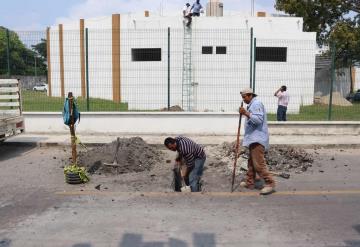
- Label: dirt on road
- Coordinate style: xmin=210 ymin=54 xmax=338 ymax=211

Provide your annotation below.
xmin=75 ymin=137 xmax=315 ymax=192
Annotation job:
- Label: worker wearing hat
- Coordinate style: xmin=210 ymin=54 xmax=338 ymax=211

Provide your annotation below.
xmin=239 ymin=88 xmax=275 ymax=195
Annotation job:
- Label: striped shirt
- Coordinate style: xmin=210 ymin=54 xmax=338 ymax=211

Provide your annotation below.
xmin=175 ymin=136 xmax=206 ymax=167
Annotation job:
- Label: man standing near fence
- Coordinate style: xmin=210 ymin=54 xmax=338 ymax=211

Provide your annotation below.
xmin=183 ymin=3 xmax=192 ymax=27
xmin=239 ymin=88 xmax=275 ymax=195
xmin=274 ymin=85 xmax=289 ymax=121
xmin=164 ymin=136 xmax=206 ymax=192
xmin=191 ymin=0 xmax=203 ymax=17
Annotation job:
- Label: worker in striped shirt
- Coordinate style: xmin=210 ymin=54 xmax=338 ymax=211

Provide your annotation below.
xmin=164 ymin=136 xmax=206 ymax=192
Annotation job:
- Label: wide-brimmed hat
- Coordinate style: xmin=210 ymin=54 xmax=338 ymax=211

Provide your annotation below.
xmin=240 ymin=88 xmax=257 ymax=97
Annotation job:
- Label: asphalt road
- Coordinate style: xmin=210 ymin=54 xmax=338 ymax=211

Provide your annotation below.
xmin=0 ymin=144 xmax=360 ymax=247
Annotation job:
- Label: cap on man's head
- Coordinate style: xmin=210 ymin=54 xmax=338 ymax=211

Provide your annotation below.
xmin=186 ymin=3 xmax=190 ymax=6
xmin=240 ymin=88 xmax=257 ymax=97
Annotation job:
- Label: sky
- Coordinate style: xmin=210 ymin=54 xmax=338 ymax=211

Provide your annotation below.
xmin=0 ymin=0 xmax=279 ymax=30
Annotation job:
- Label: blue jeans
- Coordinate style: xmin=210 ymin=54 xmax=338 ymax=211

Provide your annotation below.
xmin=277 ymin=105 xmax=287 ymax=121
xmin=189 ymin=157 xmax=206 ymax=192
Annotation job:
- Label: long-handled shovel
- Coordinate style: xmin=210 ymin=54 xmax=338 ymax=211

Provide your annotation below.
xmin=104 ymin=137 xmax=121 ymax=167
xmin=231 ymin=101 xmax=244 ymax=192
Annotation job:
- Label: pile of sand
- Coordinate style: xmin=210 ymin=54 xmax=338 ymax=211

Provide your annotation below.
xmin=78 ymin=137 xmax=163 ymax=175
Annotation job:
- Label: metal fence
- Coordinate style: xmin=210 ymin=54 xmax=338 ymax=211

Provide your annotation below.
xmin=0 ymin=27 xmax=359 ymax=120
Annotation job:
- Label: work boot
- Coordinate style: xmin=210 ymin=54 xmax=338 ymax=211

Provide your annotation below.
xmin=260 ymin=186 xmax=275 ymax=195
xmin=240 ymin=181 xmax=254 ymax=190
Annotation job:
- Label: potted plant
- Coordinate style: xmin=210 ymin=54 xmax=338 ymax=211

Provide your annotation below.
xmin=64 ymin=164 xmax=89 ymax=184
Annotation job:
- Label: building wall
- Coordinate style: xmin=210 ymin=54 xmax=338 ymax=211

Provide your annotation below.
xmin=355 ymin=67 xmax=360 ymax=90
xmin=49 ymin=26 xmax=61 ymax=96
xmin=48 ymin=14 xmax=316 ymax=113
xmin=86 ymin=17 xmax=113 ymax=100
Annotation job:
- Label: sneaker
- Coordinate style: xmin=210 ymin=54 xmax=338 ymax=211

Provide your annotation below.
xmin=240 ymin=181 xmax=254 ymax=189
xmin=260 ymin=186 xmax=275 ymax=195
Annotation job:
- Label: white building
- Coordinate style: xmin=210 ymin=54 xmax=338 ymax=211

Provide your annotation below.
xmin=47 ymin=8 xmax=316 ymax=113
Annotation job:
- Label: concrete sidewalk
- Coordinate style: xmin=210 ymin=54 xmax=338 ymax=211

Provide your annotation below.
xmin=4 ymin=133 xmax=360 ymax=147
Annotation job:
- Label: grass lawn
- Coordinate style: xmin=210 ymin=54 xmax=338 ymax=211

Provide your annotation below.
xmin=268 ymin=103 xmax=360 ymax=121
xmin=22 ymin=90 xmax=360 ymax=120
xmin=22 ymin=90 xmax=128 ymax=112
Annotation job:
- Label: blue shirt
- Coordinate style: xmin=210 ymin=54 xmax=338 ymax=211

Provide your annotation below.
xmin=191 ymin=2 xmax=203 ymax=14
xmin=242 ymin=97 xmax=269 ymax=150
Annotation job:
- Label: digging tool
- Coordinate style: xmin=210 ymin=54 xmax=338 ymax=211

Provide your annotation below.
xmin=231 ymin=101 xmax=244 ymax=192
xmin=179 ymin=162 xmax=191 ymax=192
xmin=171 ymin=163 xmax=191 ymax=192
xmin=180 ymin=178 xmax=191 ymax=192
xmin=104 ymin=137 xmax=121 ymax=167
xmin=172 ymin=166 xmax=182 ymax=192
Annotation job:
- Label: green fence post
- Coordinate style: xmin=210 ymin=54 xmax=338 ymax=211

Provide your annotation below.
xmin=167 ymin=27 xmax=170 ymax=110
xmin=249 ymin=27 xmax=253 ymax=88
xmin=85 ymin=28 xmax=90 ymax=111
xmin=34 ymin=54 xmax=37 ymax=77
xmin=328 ymin=43 xmax=335 ymax=121
xmin=252 ymin=38 xmax=257 ymax=93
xmin=6 ymin=29 xmax=11 ymax=77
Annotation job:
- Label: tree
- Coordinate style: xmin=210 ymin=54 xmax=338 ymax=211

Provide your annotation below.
xmin=275 ymin=0 xmax=360 ymax=66
xmin=32 ymin=38 xmax=47 ymax=62
xmin=0 ymin=27 xmax=47 ymax=76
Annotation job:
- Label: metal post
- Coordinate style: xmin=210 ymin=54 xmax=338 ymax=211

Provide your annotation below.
xmin=167 ymin=27 xmax=170 ymax=110
xmin=252 ymin=38 xmax=257 ymax=93
xmin=34 ymin=53 xmax=37 ymax=77
xmin=85 ymin=28 xmax=90 ymax=111
xmin=249 ymin=27 xmax=253 ymax=88
xmin=328 ymin=43 xmax=336 ymax=121
xmin=251 ymin=0 xmax=255 ymax=16
xmin=6 ymin=29 xmax=11 ymax=76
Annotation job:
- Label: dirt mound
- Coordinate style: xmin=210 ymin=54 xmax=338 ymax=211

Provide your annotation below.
xmin=160 ymin=105 xmax=184 ymax=111
xmin=78 ymin=137 xmax=163 ymax=175
xmin=265 ymin=146 xmax=313 ymax=172
xmin=207 ymin=142 xmax=314 ymax=175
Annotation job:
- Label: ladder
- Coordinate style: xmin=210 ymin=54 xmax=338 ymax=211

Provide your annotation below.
xmin=182 ymin=25 xmax=193 ymax=111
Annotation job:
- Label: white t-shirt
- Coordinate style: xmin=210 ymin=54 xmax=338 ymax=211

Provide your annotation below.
xmin=276 ymin=91 xmax=289 ymax=107
xmin=183 ymin=5 xmax=191 ymax=16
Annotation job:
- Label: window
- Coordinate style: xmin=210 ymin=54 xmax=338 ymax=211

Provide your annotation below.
xmin=256 ymin=47 xmax=287 ymax=62
xmin=202 ymin=46 xmax=213 ymax=54
xmin=216 ymin=46 xmax=227 ymax=54
xmin=131 ymin=48 xmax=161 ymax=61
